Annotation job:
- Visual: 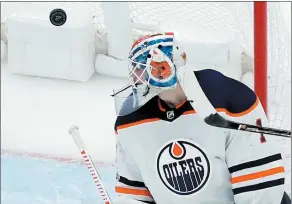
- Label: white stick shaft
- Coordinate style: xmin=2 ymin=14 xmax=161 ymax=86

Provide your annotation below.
xmin=179 ymin=68 xmax=217 ymax=118
xmin=68 ymin=125 xmax=112 ymax=204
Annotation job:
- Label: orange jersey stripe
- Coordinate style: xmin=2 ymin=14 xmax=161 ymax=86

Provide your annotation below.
xmin=231 ymin=166 xmax=285 ymax=184
xmin=115 ymin=186 xmax=152 ymax=197
xmin=175 ymin=99 xmax=188 ymax=109
xmin=216 ymin=98 xmax=259 ymax=117
xmin=116 ymin=118 xmax=160 ymax=131
xmin=182 ymin=110 xmax=196 ymax=115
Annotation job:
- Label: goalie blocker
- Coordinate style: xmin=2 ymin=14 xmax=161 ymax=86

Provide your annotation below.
xmin=112 ymin=33 xmax=290 ymax=204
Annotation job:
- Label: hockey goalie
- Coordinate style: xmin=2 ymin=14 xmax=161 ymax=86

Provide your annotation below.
xmin=112 ymin=33 xmax=291 ymax=204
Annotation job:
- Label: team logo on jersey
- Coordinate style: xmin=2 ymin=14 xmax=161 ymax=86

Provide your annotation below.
xmin=166 ymin=110 xmax=175 ymax=120
xmin=157 ymin=139 xmax=210 ymax=195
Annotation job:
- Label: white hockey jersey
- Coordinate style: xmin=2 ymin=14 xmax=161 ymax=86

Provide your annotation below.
xmin=114 ymin=69 xmax=287 ymax=204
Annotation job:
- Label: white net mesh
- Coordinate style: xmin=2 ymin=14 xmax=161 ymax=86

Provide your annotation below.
xmin=1 ymin=2 xmax=291 ymax=130
xmin=266 ymin=3 xmax=291 ymax=130
xmin=129 ymin=2 xmax=254 ymax=52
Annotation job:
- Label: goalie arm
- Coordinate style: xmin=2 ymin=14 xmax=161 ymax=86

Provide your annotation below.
xmin=180 ymin=69 xmax=289 ymax=203
xmin=222 ymin=84 xmax=288 ymax=204
xmin=114 ymin=138 xmax=155 ymax=204
xmin=225 ymin=115 xmax=287 ymax=203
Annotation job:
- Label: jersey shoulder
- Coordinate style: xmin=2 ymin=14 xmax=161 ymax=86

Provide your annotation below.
xmin=195 ymin=69 xmax=257 ymax=115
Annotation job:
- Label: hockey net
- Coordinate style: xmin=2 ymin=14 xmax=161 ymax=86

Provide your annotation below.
xmin=1 ymin=2 xmax=291 ymax=130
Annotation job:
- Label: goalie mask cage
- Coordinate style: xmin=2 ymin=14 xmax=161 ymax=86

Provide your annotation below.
xmin=1 ymin=2 xmax=291 ymax=130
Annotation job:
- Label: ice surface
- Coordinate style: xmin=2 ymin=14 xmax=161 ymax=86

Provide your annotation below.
xmin=1 ymin=154 xmax=116 ymax=204
xmin=1 ymin=65 xmax=126 ymax=203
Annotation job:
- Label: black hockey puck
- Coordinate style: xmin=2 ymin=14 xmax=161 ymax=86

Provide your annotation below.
xmin=50 ymin=8 xmax=67 ymax=26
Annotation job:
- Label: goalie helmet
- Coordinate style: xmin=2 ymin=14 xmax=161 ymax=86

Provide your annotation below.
xmin=112 ymin=32 xmax=187 ymax=116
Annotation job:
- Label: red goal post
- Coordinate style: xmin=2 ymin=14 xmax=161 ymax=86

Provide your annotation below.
xmin=254 ymin=2 xmax=268 ymax=115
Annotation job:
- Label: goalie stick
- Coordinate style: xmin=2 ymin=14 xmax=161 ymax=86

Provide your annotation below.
xmin=178 ymin=68 xmax=291 ymax=138
xmin=68 ymin=125 xmax=112 ymax=204
xmin=205 ymin=113 xmax=291 ymax=138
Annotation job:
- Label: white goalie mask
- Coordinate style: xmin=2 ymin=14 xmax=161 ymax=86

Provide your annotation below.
xmin=112 ymin=32 xmax=187 ymax=116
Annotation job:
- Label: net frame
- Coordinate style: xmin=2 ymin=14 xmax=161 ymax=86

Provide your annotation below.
xmin=254 ymin=2 xmax=268 ymax=114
